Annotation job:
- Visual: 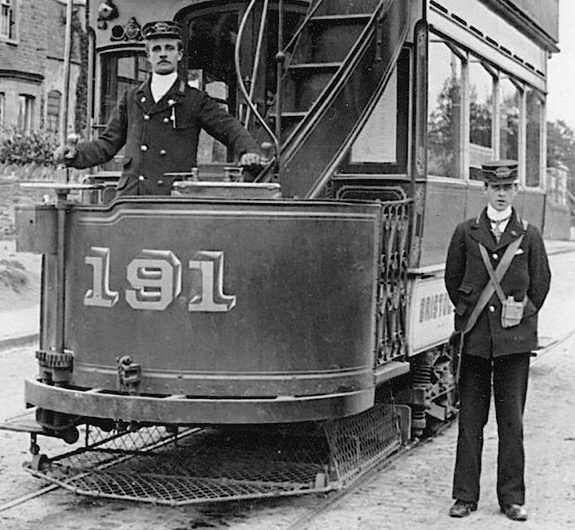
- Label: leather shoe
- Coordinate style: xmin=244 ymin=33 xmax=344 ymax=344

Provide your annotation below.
xmin=449 ymin=500 xmax=477 ymax=518
xmin=500 ymin=504 xmax=528 ymax=521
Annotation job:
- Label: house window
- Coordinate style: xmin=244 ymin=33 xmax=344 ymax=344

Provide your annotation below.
xmin=18 ymin=94 xmax=34 ymax=132
xmin=46 ymin=90 xmax=61 ymax=133
xmin=1 ymin=0 xmax=16 ymax=40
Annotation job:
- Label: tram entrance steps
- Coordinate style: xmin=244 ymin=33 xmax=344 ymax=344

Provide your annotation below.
xmin=19 ymin=404 xmax=403 ymax=505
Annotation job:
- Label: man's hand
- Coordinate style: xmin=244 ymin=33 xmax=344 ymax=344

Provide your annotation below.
xmin=53 ymin=134 xmax=79 ymax=165
xmin=239 ymin=152 xmax=261 ymax=167
xmin=53 ymin=145 xmax=72 ymax=165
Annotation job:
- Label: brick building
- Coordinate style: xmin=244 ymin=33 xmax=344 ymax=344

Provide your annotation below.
xmin=0 ymin=0 xmax=85 ymax=135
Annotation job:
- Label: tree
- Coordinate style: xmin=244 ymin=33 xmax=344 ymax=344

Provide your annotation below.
xmin=547 ymin=119 xmax=575 ymax=195
xmin=427 ymin=75 xmax=462 ymax=177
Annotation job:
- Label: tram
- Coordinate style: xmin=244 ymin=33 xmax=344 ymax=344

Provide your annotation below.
xmin=9 ymin=0 xmax=559 ymax=503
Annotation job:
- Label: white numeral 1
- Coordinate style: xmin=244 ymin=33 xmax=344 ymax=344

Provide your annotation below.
xmin=84 ymin=247 xmax=119 ymax=308
xmin=188 ymin=251 xmax=236 ymax=312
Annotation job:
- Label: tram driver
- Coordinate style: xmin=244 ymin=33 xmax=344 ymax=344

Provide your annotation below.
xmin=54 ymin=20 xmax=262 ymax=196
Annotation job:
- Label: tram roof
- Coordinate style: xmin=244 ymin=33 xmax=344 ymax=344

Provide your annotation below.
xmin=482 ymin=0 xmax=559 ymax=53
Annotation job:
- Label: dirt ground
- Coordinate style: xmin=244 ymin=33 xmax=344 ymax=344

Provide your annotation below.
xmin=0 ymin=255 xmax=574 ymax=529
xmin=1 ymin=182 xmax=574 ymax=529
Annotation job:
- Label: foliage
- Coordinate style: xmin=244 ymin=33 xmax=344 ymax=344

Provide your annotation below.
xmin=0 ymin=126 xmax=59 ymax=166
xmin=0 ymin=259 xmax=28 ymax=292
xmin=469 ymin=86 xmax=493 ymax=148
xmin=427 ymin=75 xmax=461 ymax=177
xmin=547 ymin=120 xmax=575 ymax=171
xmin=73 ymin=7 xmax=88 ymax=134
xmin=547 ymin=120 xmax=575 ymax=195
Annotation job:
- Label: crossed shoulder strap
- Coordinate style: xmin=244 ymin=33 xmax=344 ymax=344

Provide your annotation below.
xmin=463 ymin=234 xmax=525 ymax=335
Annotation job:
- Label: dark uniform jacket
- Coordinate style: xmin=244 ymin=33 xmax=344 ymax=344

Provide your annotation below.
xmin=445 ymin=208 xmax=551 ymax=358
xmin=69 ymin=77 xmax=259 ymax=195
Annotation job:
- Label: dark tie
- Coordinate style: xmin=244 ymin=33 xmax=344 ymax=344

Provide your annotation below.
xmin=490 ymin=215 xmax=510 ymax=243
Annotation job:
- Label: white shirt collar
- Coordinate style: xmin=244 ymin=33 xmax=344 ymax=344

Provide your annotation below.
xmin=487 ymin=205 xmax=512 ymax=222
xmin=150 ymin=72 xmax=178 ymax=102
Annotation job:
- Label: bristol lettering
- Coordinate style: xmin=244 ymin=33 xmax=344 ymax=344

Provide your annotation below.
xmin=84 ymin=247 xmax=236 ymax=312
xmin=419 ymin=292 xmax=451 ymax=323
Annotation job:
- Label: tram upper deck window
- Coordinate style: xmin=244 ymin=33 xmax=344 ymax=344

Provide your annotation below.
xmin=427 ymin=39 xmax=463 ymax=178
xmin=526 ymin=87 xmax=543 ymax=187
xmin=469 ymin=59 xmax=494 ymax=180
xmin=499 ymin=76 xmax=519 ymax=163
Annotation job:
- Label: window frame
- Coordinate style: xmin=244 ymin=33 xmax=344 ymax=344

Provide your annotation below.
xmin=17 ymin=94 xmax=35 ymax=132
xmin=0 ymin=92 xmax=5 ymax=127
xmin=0 ymin=0 xmax=17 ymax=42
xmin=46 ymin=89 xmax=62 ymax=133
xmin=338 ymin=47 xmax=411 ymax=175
xmin=427 ymin=31 xmax=545 ymax=189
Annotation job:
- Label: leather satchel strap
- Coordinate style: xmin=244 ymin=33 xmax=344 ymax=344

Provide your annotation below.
xmin=463 ymin=234 xmax=524 ymax=335
xmin=479 ymin=246 xmax=508 ymax=303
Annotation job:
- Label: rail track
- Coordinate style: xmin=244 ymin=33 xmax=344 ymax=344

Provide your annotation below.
xmin=0 ymin=327 xmax=571 ymax=528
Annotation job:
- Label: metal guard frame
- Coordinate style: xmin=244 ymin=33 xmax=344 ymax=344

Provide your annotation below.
xmin=25 ymin=379 xmax=375 ymax=424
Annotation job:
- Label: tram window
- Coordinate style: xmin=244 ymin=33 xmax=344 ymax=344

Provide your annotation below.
xmin=427 ymin=39 xmax=463 ymax=178
xmin=499 ymin=77 xmax=519 ymax=162
xmin=343 ymin=49 xmax=409 ymax=172
xmin=187 ymin=13 xmax=237 ymax=96
xmin=469 ymin=59 xmax=494 ymax=180
xmin=526 ymin=87 xmax=542 ymax=187
xmin=350 ymin=68 xmax=397 ymax=163
xmin=183 ymin=7 xmax=303 ymax=164
xmin=186 ymin=11 xmax=238 ymax=164
xmin=100 ymin=51 xmax=149 ymax=124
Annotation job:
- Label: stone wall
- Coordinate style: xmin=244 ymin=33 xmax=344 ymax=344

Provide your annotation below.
xmin=0 ymin=165 xmax=88 ymax=238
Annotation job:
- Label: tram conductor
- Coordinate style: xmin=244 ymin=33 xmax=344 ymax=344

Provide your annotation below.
xmin=445 ymin=160 xmax=551 ymax=521
xmin=54 ymin=20 xmax=262 ymax=196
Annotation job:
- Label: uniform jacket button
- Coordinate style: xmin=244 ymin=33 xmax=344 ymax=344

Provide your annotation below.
xmin=144 ymin=115 xmax=150 ymax=121
xmin=141 ymin=144 xmax=148 ymax=152
xmin=138 ymin=175 xmax=145 ymax=181
xmin=163 ymin=117 xmax=170 ymax=123
xmin=489 ymin=305 xmax=495 ymax=312
xmin=492 ymin=253 xmax=498 ymax=260
xmin=160 ymin=149 xmax=166 ymax=156
xmin=140 ymin=96 xmax=146 ymax=103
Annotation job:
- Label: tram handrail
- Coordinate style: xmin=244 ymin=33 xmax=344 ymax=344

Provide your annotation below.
xmin=243 ymin=0 xmax=269 ymax=129
xmin=234 ymin=0 xmax=328 ymax=176
xmin=234 ymin=0 xmax=279 ymax=163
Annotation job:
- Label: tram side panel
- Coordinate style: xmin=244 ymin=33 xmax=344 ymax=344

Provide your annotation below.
xmin=18 ymin=198 xmax=386 ymax=425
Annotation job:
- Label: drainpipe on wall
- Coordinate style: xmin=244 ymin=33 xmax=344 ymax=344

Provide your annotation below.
xmin=60 ymin=0 xmax=74 ymax=144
